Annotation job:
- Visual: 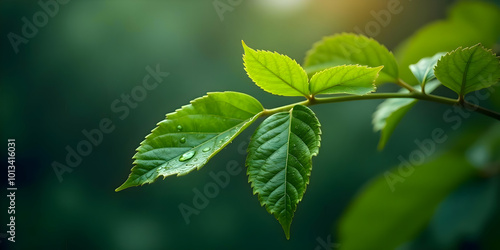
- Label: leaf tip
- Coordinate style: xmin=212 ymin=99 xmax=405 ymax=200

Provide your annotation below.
xmin=280 ymin=222 xmax=291 ymax=240
xmin=115 ymin=183 xmax=128 ymax=192
xmin=242 ymin=40 xmax=252 ymax=53
xmin=115 ymin=177 xmax=138 ymax=192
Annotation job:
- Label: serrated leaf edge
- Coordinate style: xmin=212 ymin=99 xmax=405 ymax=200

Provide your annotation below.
xmin=243 ymin=41 xmax=310 ymax=97
xmin=435 ymin=43 xmax=500 ymax=97
xmin=116 ymin=91 xmax=264 ymax=192
xmin=303 ymin=32 xmax=398 ymax=80
xmin=245 ymin=105 xmax=321 ymax=239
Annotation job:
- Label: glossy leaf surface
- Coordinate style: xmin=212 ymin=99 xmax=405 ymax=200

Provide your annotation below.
xmin=116 ymin=92 xmax=264 ymax=191
xmin=246 ymin=105 xmax=321 ymax=239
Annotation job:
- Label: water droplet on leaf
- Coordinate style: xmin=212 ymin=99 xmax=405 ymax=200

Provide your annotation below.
xmin=177 ymin=125 xmax=183 ymax=131
xmin=179 ymin=151 xmax=195 ymax=162
xmin=202 ymin=147 xmax=211 ymax=152
xmin=180 ymin=137 xmax=186 ymax=143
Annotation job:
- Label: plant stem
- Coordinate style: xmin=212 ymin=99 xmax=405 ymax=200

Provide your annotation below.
xmin=463 ymin=101 xmax=500 ymax=120
xmin=262 ymin=92 xmax=500 ymax=121
xmin=396 ymin=79 xmax=417 ymax=92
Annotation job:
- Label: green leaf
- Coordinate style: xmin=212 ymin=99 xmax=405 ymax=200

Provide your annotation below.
xmin=430 ymin=178 xmax=498 ymax=247
xmin=309 ymin=65 xmax=382 ymax=95
xmin=434 ymin=44 xmax=500 ymax=98
xmin=395 ymin=1 xmax=500 ymax=84
xmin=303 ymin=33 xmax=399 ymax=84
xmin=409 ymin=52 xmax=446 ymax=86
xmin=338 ymin=152 xmax=476 ymax=250
xmin=493 ymin=84 xmax=500 ymax=110
xmin=373 ymin=81 xmax=440 ymax=150
xmin=466 ymin=123 xmax=500 ymax=170
xmin=399 ymin=177 xmax=499 ymax=249
xmin=242 ymin=41 xmax=310 ymax=97
xmin=116 ymin=92 xmax=264 ymax=192
xmin=246 ymin=105 xmax=321 ymax=239
xmin=401 ymin=177 xmax=498 ymax=250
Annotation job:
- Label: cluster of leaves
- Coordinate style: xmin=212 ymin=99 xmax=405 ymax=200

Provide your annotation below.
xmin=116 ymin=1 xmax=500 ymax=243
xmin=340 ymin=2 xmax=500 ymax=250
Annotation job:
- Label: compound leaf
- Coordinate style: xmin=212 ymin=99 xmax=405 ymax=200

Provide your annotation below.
xmin=304 ymin=33 xmax=399 ymax=84
xmin=243 ymin=41 xmax=310 ymax=97
xmin=116 ymin=92 xmax=264 ymax=191
xmin=434 ymin=44 xmax=500 ymax=98
xmin=246 ymin=105 xmax=321 ymax=239
xmin=309 ymin=65 xmax=382 ymax=95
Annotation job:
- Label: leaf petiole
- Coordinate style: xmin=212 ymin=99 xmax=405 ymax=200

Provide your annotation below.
xmin=396 ymin=79 xmax=418 ymax=92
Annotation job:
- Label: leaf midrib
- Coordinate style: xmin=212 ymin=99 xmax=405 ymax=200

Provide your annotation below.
xmin=134 ymin=114 xmax=260 ymax=182
xmin=421 ymin=65 xmax=433 ymax=84
xmin=460 ymin=46 xmax=479 ymax=97
xmin=283 ymin=108 xmax=293 ymax=222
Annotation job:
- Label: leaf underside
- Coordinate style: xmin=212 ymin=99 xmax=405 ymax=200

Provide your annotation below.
xmin=373 ymin=54 xmax=445 ymax=151
xmin=246 ymin=105 xmax=321 ymax=239
xmin=116 ymin=91 xmax=264 ymax=192
xmin=409 ymin=52 xmax=446 ymax=86
xmin=373 ymin=81 xmax=441 ymax=150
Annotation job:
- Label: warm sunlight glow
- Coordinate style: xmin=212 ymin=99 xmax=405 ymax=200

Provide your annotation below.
xmin=254 ymin=0 xmax=308 ymax=13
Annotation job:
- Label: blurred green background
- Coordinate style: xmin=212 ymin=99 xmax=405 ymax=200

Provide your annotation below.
xmin=1 ymin=0 xmax=499 ymax=249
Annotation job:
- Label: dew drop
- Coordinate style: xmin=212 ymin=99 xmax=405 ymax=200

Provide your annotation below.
xmin=224 ymin=136 xmax=230 ymax=141
xmin=177 ymin=125 xmax=183 ymax=131
xmin=202 ymin=147 xmax=211 ymax=152
xmin=179 ymin=151 xmax=195 ymax=162
xmin=180 ymin=137 xmax=186 ymax=143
